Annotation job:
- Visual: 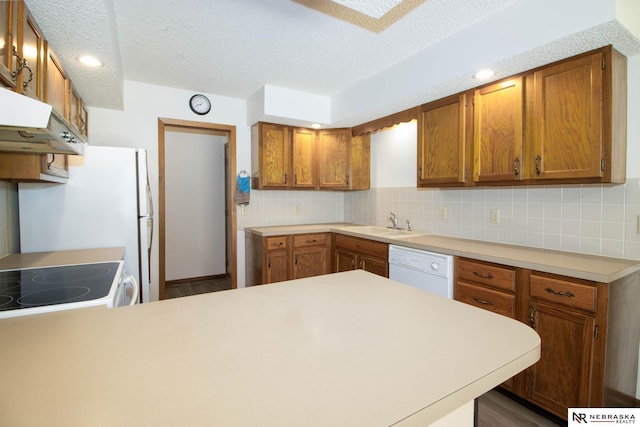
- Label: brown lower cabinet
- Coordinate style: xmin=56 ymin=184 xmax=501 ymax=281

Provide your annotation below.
xmin=245 ymin=232 xmax=331 ymax=286
xmin=454 ymin=257 xmax=640 ymax=420
xmin=0 ymin=152 xmax=68 ymax=182
xmin=333 ymin=234 xmax=388 ymax=277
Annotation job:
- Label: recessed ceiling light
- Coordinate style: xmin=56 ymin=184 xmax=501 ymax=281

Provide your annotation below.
xmin=78 ymin=55 xmax=103 ymax=67
xmin=473 ymin=69 xmax=495 ymax=79
xmin=331 ymin=0 xmax=402 ymax=19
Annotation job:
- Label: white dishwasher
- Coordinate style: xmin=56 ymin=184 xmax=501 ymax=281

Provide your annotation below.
xmin=388 ymin=245 xmax=454 ymax=299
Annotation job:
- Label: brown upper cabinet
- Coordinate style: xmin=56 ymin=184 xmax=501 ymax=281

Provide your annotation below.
xmin=527 ymin=46 xmax=626 ymax=183
xmin=44 ymin=44 xmax=67 ymax=117
xmin=418 ymin=46 xmax=627 ymax=188
xmin=16 ymin=1 xmax=43 ymax=100
xmin=0 ymin=0 xmax=18 ymax=90
xmin=417 ymin=93 xmax=472 ymax=186
xmin=251 ymin=122 xmax=370 ymax=191
xmin=473 ymin=76 xmax=524 ymax=183
xmin=0 ymin=0 xmax=89 ymax=183
xmin=291 ymin=127 xmax=316 ymax=188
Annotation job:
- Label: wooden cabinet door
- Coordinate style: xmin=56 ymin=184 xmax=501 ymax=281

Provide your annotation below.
xmin=17 ymin=2 xmax=43 ymax=99
xmin=525 ymin=301 xmax=595 ymax=418
xmin=531 ymin=51 xmax=603 ymax=180
xmin=473 ymin=77 xmax=524 ymax=182
xmin=418 ymin=93 xmax=470 ymax=186
xmin=293 ymin=246 xmax=328 ymax=279
xmin=291 ymin=127 xmax=316 ymax=188
xmin=265 ymin=250 xmax=288 ymax=284
xmin=335 ymin=249 xmax=357 ymax=272
xmin=317 ymin=128 xmax=350 ymax=189
xmin=44 ymin=45 xmax=67 ymax=118
xmin=259 ymin=123 xmax=290 ymax=188
xmin=0 ymin=0 xmax=18 ymax=89
xmin=359 ymin=255 xmax=388 ymax=277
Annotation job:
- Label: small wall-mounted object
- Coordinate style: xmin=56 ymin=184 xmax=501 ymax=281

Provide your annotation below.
xmin=189 ymin=94 xmax=211 ymax=115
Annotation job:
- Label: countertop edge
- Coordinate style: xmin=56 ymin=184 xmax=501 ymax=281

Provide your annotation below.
xmin=244 ymin=224 xmax=640 ymax=283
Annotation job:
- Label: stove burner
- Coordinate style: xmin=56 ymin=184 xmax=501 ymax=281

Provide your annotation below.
xmin=0 ymin=294 xmax=13 ymax=308
xmin=17 ymin=286 xmax=92 ymax=306
xmin=33 ymin=265 xmax=112 ymax=284
xmin=0 ymin=262 xmax=121 ymax=313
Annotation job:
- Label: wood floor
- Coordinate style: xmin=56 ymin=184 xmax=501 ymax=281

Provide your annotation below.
xmin=165 ymin=276 xmax=231 ymax=299
xmin=477 ymin=389 xmax=565 ymax=427
xmin=165 ymin=280 xmax=564 ymax=426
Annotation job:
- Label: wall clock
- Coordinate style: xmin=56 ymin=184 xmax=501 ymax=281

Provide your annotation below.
xmin=189 ymin=94 xmax=211 ymax=115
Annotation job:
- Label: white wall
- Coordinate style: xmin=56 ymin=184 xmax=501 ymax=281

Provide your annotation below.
xmin=87 ymin=80 xmax=345 ymax=297
xmin=88 ymin=81 xmax=248 ymax=300
xmin=165 ymin=130 xmax=227 ymax=281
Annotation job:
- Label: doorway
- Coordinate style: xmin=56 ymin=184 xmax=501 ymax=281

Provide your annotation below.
xmin=158 ymin=118 xmax=237 ymax=300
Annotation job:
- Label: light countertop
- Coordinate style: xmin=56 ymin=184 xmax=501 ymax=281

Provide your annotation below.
xmin=245 ymin=224 xmax=640 ymax=283
xmin=0 ymin=247 xmax=125 ymax=270
xmin=0 ymin=270 xmax=540 ymax=427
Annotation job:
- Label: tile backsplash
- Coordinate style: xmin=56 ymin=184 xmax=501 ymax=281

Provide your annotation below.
xmin=344 ymin=179 xmax=640 ymax=261
xmin=237 ymin=189 xmax=345 ymax=230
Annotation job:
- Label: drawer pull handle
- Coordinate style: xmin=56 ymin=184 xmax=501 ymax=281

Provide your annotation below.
xmin=270 ymin=242 xmax=283 ymax=247
xmin=544 ymin=287 xmax=575 ymax=298
xmin=529 ymin=305 xmax=537 ymax=329
xmin=473 ymin=271 xmax=494 ymax=279
xmin=304 ymin=239 xmax=317 ymax=244
xmin=472 ymin=297 xmax=493 ymax=306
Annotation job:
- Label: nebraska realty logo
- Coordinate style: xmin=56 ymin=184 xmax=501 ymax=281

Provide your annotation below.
xmin=569 ymin=408 xmax=639 ymax=425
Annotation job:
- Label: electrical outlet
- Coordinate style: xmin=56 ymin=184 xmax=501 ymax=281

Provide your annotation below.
xmin=439 ymin=207 xmax=447 ymax=220
xmin=490 ymin=209 xmax=500 ymax=224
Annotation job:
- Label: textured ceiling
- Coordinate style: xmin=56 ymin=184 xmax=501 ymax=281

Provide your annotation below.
xmin=21 ymin=0 xmax=640 ymax=127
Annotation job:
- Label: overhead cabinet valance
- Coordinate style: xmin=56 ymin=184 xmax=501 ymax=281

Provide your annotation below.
xmin=417 ymin=45 xmax=627 ymax=187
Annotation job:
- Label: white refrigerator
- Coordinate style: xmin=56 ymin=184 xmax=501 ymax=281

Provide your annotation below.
xmin=18 ymin=145 xmax=153 ymax=303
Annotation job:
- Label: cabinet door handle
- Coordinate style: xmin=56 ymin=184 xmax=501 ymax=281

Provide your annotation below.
xmin=345 ymin=174 xmax=350 ymax=185
xmin=535 ymin=155 xmax=542 ymax=176
xmin=472 ymin=297 xmax=493 ymax=306
xmin=544 ymin=287 xmax=575 ymax=298
xmin=294 ymin=174 xmax=297 ymax=185
xmin=529 ymin=305 xmax=537 ymax=329
xmin=283 ymin=173 xmax=287 ymax=184
xmin=11 ymin=46 xmax=33 ymax=90
xmin=351 ymin=259 xmax=356 ymax=268
xmin=267 ymin=254 xmax=271 ymax=268
xmin=473 ymin=271 xmax=494 ymax=279
xmin=359 ymin=260 xmax=364 ymax=269
xmin=269 ymin=242 xmax=283 ymax=247
xmin=514 ymin=157 xmax=520 ymax=177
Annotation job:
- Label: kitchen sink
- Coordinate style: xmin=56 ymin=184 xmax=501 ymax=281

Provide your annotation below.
xmin=344 ymin=225 xmax=428 ymax=239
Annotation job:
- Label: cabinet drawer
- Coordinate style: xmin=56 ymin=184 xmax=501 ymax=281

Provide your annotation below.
xmin=456 ymin=281 xmax=516 ymax=318
xmin=457 ymin=258 xmax=516 ymax=292
xmin=265 ymin=236 xmax=288 ymax=251
xmin=293 ymin=233 xmax=327 ymax=248
xmin=530 ymin=273 xmax=597 ymax=312
xmin=334 ymin=234 xmax=388 ymax=259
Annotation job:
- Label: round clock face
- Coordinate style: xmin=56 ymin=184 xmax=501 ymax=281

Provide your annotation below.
xmin=189 ymin=94 xmax=211 ymax=115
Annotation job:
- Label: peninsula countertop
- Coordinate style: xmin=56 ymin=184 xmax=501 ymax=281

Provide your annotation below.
xmin=0 ymin=270 xmax=540 ymax=427
xmin=245 ymin=223 xmax=640 ymax=283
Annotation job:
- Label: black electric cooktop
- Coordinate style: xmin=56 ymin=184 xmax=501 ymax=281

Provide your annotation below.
xmin=0 ymin=262 xmax=121 ymax=312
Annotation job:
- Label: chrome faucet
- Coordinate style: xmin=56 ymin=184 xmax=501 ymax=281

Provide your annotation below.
xmin=387 ymin=212 xmax=399 ymax=229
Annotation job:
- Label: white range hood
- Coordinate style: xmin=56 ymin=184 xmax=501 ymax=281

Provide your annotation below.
xmin=0 ymin=88 xmax=86 ymax=155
